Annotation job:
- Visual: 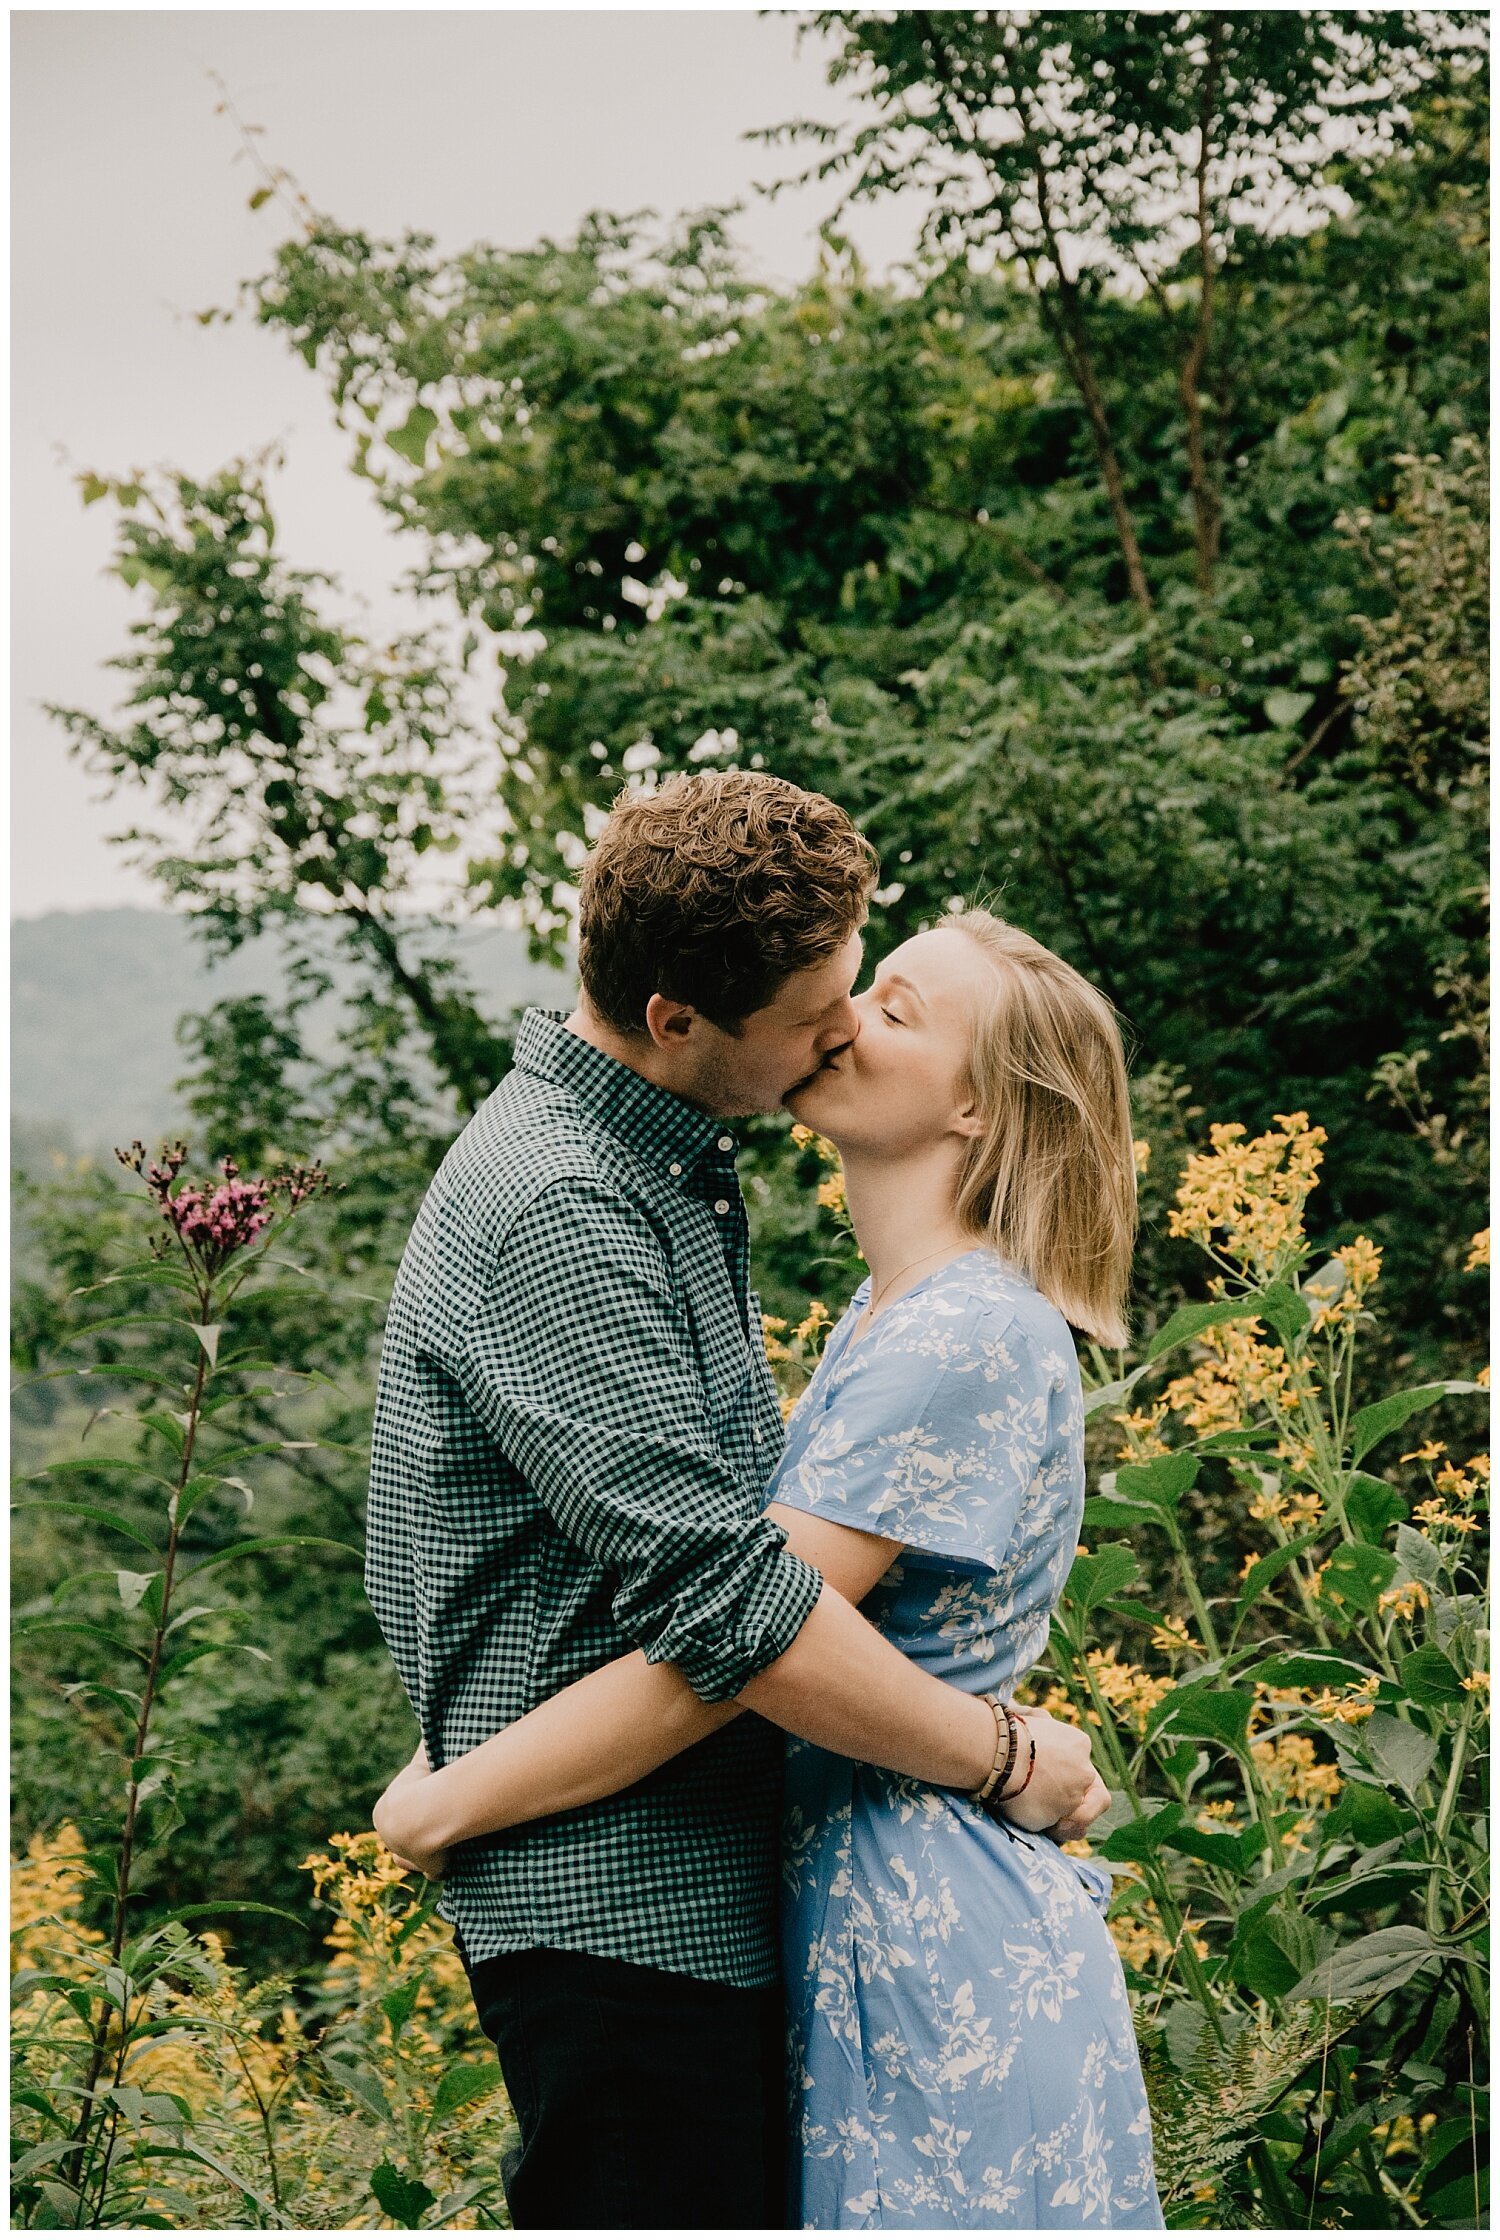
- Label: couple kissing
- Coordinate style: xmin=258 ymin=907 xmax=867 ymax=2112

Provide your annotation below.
xmin=365 ymin=771 xmax=1162 ymax=2230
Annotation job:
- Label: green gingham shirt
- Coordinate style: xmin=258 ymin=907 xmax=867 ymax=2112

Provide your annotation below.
xmin=366 ymin=1009 xmax=823 ymax=1988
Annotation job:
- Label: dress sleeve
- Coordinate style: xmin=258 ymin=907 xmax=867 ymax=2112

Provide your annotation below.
xmin=770 ymin=1291 xmax=1057 ymax=1572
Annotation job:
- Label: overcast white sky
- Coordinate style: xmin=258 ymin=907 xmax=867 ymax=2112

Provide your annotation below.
xmin=12 ymin=8 xmax=921 ymax=918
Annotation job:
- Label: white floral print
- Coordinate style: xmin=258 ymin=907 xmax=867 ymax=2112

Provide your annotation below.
xmin=770 ymin=1252 xmax=1163 ymax=2228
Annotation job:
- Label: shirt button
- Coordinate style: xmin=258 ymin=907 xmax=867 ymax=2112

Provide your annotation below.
xmin=668 ymin=1163 xmax=683 ymax=1177
xmin=713 ymin=1198 xmax=730 ymax=1215
xmin=717 ymin=1135 xmax=734 ymax=1152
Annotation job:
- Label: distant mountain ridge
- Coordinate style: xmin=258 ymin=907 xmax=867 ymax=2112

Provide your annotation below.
xmin=12 ymin=909 xmax=573 ymax=1160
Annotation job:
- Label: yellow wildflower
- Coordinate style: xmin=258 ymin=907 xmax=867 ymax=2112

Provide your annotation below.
xmin=1168 ymin=1112 xmax=1327 ymax=1279
xmin=816 ymin=1169 xmax=850 ymax=1222
xmin=1150 ymin=1616 xmax=1202 ymax=1656
xmin=1248 ymin=1482 xmax=1287 ymax=1524
xmin=1114 ymin=1401 xmax=1172 ymax=1461
xmin=794 ymin=1298 xmax=833 ymax=1348
xmin=1084 ymin=1645 xmax=1174 ymax=1733
xmin=1196 ymin=1798 xmax=1239 ymax=1829
xmin=1132 ymin=1138 xmax=1152 ymax=1175
xmin=1308 ymin=1682 xmax=1377 ymax=1724
xmin=1478 ymin=1365 xmax=1491 ymax=1390
xmin=1164 ymin=1316 xmax=1307 ymax=1438
xmin=1462 ymin=1671 xmax=1490 ymax=1696
xmin=1309 ymin=1235 xmax=1383 ymax=1331
xmin=1251 ymin=1731 xmax=1342 ymax=1808
xmin=761 ymin=1312 xmax=790 ymax=1363
xmin=1378 ymin=1580 xmax=1430 ymax=1622
xmin=1415 ymin=1498 xmax=1480 ymax=1535
xmin=1435 ymin=1459 xmax=1483 ymax=1504
xmin=1274 ymin=1436 xmax=1320 ymax=1477
xmin=1401 ymin=1438 xmax=1445 ymax=1465
xmin=1466 ymin=1228 xmax=1490 ymax=1271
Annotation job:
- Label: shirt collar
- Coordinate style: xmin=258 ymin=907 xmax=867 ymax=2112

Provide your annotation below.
xmin=514 ymin=1008 xmax=733 ymax=1173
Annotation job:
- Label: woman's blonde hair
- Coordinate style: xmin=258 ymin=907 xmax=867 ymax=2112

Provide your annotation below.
xmin=949 ymin=910 xmax=1136 ymax=1348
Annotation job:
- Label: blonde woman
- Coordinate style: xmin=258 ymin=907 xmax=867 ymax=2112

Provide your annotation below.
xmin=376 ymin=910 xmax=1162 ymax=2229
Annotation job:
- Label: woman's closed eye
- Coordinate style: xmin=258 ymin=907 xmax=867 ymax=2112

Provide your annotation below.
xmin=880 ymin=1005 xmax=905 ymax=1026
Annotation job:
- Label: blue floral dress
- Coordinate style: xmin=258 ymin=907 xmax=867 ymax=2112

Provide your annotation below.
xmin=768 ymin=1250 xmax=1162 ymax=2229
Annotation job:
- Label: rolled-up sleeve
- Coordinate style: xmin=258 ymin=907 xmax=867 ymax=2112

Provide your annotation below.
xmin=451 ymin=1176 xmax=822 ymax=1702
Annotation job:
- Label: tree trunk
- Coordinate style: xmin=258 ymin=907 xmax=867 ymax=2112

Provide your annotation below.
xmin=1180 ymin=20 xmax=1226 ymax=596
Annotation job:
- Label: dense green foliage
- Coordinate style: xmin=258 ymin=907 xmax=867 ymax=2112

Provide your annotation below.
xmin=15 ymin=11 xmax=1489 ymax=2227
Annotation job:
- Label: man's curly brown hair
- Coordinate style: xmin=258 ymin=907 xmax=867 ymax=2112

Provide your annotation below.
xmin=577 ymin=771 xmax=878 ymax=1034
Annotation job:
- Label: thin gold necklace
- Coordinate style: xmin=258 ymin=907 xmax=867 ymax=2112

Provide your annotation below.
xmin=864 ymin=1238 xmax=974 ymax=1321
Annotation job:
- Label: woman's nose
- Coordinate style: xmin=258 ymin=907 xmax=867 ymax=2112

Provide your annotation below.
xmin=816 ymin=1001 xmax=860 ymax=1056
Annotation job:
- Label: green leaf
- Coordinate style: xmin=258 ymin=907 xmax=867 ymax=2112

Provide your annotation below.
xmin=1393 ymin=1524 xmax=1443 ymax=1587
xmin=25 ymin=1456 xmax=174 ymax=1488
xmin=13 ymin=1615 xmax=148 ymax=1661
xmin=158 ymin=1639 xmax=271 ymax=1685
xmin=371 ymin=2162 xmax=437 ymax=2226
xmin=1115 ymin=1452 xmax=1198 ymax=1513
xmin=11 ymin=1499 xmax=160 ymax=1552
xmin=1286 ymin=1925 xmax=1447 ymax=2007
xmin=1153 ymin=1683 xmax=1253 ymax=1756
xmin=1146 ymin=1294 xmax=1268 ymax=1363
xmin=168 ymin=1900 xmax=308 ymax=1931
xmin=1063 ymin=1543 xmax=1139 ymax=1611
xmin=247 ymin=186 xmax=273 ymax=212
xmin=324 ymin=2055 xmax=392 ymax=2121
xmin=139 ymin=1411 xmax=188 ymax=1455
xmin=1162 ymin=1823 xmax=1245 ymax=1871
xmin=1099 ymin=1800 xmax=1185 ymax=1863
xmin=1361 ymin=1710 xmax=1439 ymax=1797
xmin=1323 ymin=1781 xmax=1412 ymax=1847
xmin=1255 ymin=1281 xmax=1311 ymax=1346
xmin=388 ymin=403 xmax=438 ymax=468
xmin=1318 ymin=1540 xmax=1396 ymax=1617
xmin=170 ymin=1472 xmax=253 ymax=1527
xmin=1345 ymin=1475 xmax=1408 ymax=1543
xmin=1234 ymin=1911 xmax=1327 ymax=2001
xmin=1245 ymin=1650 xmax=1372 ymax=1692
xmin=1081 ymin=1365 xmax=1148 ymax=1417
xmin=1229 ymin=1535 xmax=1321 ymax=1637
xmin=430 ymin=2060 xmax=504 ymax=2119
xmin=1082 ymin=1494 xmax=1161 ymax=1533
xmin=381 ymin=1972 xmax=425 ymax=2040
xmin=1350 ymin=1381 xmax=1484 ymax=1464
xmin=1265 ymin=688 xmax=1315 ymax=728
xmin=1399 ymin=1646 xmax=1466 ymax=1707
xmin=390 ymin=1882 xmax=444 ymax=1957
xmin=184 ymin=1534 xmax=361 ymax=1575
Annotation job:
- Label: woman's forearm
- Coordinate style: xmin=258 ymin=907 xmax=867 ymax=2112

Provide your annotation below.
xmin=388 ymin=1651 xmax=741 ymax=1856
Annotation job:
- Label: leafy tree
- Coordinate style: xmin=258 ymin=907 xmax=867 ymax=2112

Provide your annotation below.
xmin=770 ymin=11 xmax=1460 ymax=610
xmin=49 ymin=463 xmax=513 ymax=1128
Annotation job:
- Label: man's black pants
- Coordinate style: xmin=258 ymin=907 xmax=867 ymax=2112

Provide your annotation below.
xmin=466 ymin=1944 xmax=787 ymax=2230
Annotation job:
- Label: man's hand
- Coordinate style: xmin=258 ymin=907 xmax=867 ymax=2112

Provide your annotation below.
xmin=993 ymin=1708 xmax=1109 ymax=1837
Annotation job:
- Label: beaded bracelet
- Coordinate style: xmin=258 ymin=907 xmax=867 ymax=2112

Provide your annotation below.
xmin=970 ymin=1695 xmax=1020 ymax=1806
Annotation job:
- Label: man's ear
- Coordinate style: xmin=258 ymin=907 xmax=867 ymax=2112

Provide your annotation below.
xmin=644 ymin=992 xmax=699 ymax=1051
